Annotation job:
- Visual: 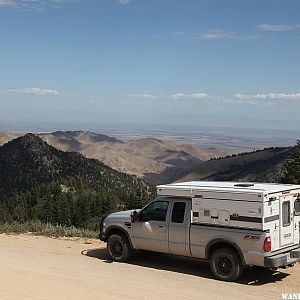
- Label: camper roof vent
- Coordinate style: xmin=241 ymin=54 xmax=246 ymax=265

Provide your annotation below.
xmin=234 ymin=183 xmax=255 ymax=188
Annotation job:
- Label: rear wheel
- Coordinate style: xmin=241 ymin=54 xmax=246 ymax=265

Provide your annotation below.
xmin=210 ymin=248 xmax=243 ymax=281
xmin=107 ymin=234 xmax=132 ymax=262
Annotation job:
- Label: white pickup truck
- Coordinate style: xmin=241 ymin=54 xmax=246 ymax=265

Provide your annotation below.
xmin=99 ymin=181 xmax=300 ymax=281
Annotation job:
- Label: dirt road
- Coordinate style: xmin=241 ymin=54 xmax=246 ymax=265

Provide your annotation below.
xmin=0 ymin=234 xmax=299 ymax=300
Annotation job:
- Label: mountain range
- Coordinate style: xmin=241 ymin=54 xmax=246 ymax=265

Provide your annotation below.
xmin=0 ymin=131 xmax=224 ymax=184
xmin=0 ymin=131 xmax=293 ymax=185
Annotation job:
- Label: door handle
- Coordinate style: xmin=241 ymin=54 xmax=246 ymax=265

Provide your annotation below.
xmin=158 ymin=225 xmax=167 ymax=233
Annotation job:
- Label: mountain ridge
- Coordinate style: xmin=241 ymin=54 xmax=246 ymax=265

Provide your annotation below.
xmin=175 ymin=147 xmax=290 ymax=183
xmin=0 ymin=131 xmax=224 ymax=184
xmin=1 ymin=131 xmax=292 ymax=185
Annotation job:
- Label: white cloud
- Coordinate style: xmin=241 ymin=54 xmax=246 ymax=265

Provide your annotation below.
xmin=190 ymin=93 xmax=209 ymax=99
xmin=22 ymin=87 xmax=59 ymax=95
xmin=126 ymin=93 xmax=159 ymax=99
xmin=171 ymin=92 xmax=186 ymax=99
xmin=128 ymin=92 xmax=300 ymax=103
xmin=234 ymin=93 xmax=300 ymax=101
xmin=0 ymin=87 xmax=60 ymax=96
xmin=126 ymin=92 xmax=209 ymax=100
xmin=0 ymin=0 xmax=14 ymax=6
xmin=171 ymin=92 xmax=209 ymax=99
xmin=0 ymin=0 xmax=79 ymax=10
xmin=197 ymin=29 xmax=259 ymax=40
xmin=258 ymin=24 xmax=300 ymax=32
xmin=197 ymin=30 xmax=236 ymax=40
xmin=117 ymin=0 xmax=130 ymax=5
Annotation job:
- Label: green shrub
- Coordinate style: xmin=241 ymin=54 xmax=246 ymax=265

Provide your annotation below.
xmin=0 ymin=220 xmax=98 ymax=239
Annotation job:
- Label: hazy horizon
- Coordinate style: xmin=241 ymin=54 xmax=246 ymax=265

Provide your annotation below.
xmin=1 ymin=120 xmax=298 ymax=152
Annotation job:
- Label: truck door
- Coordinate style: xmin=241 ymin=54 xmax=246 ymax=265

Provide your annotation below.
xmin=132 ymin=199 xmax=170 ymax=253
xmin=168 ymin=200 xmax=190 ymax=256
xmin=280 ymin=195 xmax=294 ymax=247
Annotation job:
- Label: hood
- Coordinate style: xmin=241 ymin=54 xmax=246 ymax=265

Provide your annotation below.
xmin=106 ymin=209 xmax=140 ymax=222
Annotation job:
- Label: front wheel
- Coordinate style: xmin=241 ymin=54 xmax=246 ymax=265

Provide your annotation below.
xmin=107 ymin=234 xmax=132 ymax=262
xmin=210 ymin=248 xmax=243 ymax=281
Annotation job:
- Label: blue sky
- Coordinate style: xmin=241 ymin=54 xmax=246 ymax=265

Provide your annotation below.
xmin=0 ymin=0 xmax=299 ymax=136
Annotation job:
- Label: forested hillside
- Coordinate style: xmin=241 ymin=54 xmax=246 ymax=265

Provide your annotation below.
xmin=281 ymin=140 xmax=300 ymax=184
xmin=176 ymin=147 xmax=290 ymax=183
xmin=0 ymin=134 xmax=155 ymax=229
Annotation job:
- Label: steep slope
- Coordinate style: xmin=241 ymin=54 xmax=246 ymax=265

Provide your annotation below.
xmin=0 ymin=133 xmax=154 ymax=200
xmin=101 ymin=137 xmax=208 ymax=184
xmin=176 ymin=147 xmax=290 ymax=183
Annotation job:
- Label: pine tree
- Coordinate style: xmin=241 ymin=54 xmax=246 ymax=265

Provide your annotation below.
xmin=281 ymin=141 xmax=300 ymax=184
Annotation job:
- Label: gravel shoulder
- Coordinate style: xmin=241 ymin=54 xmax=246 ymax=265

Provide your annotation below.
xmin=0 ymin=234 xmax=299 ymax=300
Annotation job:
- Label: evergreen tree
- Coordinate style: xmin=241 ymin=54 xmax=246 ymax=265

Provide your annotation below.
xmin=281 ymin=140 xmax=300 ymax=184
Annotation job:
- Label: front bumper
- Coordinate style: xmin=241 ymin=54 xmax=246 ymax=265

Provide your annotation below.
xmin=264 ymin=248 xmax=300 ymax=268
xmin=99 ymin=233 xmax=106 ymax=241
xmin=98 ymin=215 xmax=107 ymax=242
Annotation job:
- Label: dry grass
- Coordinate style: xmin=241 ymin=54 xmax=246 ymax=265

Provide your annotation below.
xmin=0 ymin=221 xmax=98 ymax=239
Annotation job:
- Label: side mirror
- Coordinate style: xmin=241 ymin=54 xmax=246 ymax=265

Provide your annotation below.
xmin=131 ymin=210 xmax=138 ymax=223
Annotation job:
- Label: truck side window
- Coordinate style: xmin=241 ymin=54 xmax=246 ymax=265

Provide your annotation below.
xmin=295 ymin=198 xmax=300 ymax=216
xmin=171 ymin=202 xmax=186 ymax=223
xmin=140 ymin=201 xmax=169 ymax=222
xmin=282 ymin=201 xmax=291 ymax=227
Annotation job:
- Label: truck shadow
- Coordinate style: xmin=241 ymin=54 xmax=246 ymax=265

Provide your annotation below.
xmin=81 ymin=248 xmax=290 ymax=286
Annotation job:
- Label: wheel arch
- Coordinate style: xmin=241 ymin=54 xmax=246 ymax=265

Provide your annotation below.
xmin=205 ymin=238 xmax=245 ymax=265
xmin=105 ymin=226 xmax=133 ymax=249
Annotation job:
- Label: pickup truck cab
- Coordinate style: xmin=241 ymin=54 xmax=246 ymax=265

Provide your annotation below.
xmin=99 ymin=181 xmax=300 ymax=281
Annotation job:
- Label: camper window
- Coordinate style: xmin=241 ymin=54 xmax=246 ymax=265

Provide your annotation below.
xmin=282 ymin=201 xmax=291 ymax=227
xmin=294 ymin=198 xmax=300 ymax=216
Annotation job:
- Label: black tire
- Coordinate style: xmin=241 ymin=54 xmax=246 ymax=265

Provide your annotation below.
xmin=107 ymin=234 xmax=132 ymax=262
xmin=210 ymin=248 xmax=243 ymax=282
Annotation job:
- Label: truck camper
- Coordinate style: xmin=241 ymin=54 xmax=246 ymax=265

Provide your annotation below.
xmin=99 ymin=181 xmax=300 ymax=281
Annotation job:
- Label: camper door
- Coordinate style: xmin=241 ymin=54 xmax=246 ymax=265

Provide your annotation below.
xmin=280 ymin=194 xmax=294 ymax=247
